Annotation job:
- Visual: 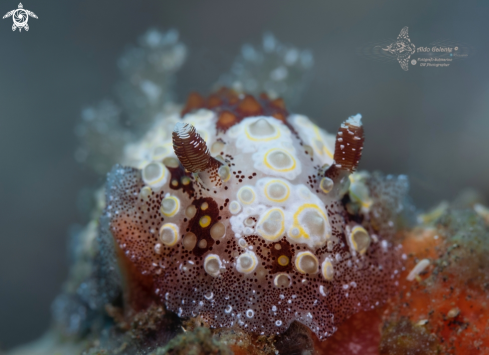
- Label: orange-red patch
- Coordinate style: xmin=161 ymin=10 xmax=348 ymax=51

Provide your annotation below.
xmin=180 ymin=87 xmax=290 ymax=132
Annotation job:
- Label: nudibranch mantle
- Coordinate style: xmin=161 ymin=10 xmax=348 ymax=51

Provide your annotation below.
xmin=106 ymin=90 xmax=404 ymax=340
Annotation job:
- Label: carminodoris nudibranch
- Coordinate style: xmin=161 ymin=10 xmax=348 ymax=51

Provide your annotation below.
xmin=105 ymin=89 xmax=403 ymax=340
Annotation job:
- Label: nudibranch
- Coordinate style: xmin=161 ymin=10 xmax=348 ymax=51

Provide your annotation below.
xmin=105 ymin=88 xmax=402 ymax=340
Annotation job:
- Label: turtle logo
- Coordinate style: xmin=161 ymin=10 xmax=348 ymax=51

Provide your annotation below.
xmin=3 ymin=3 xmax=38 ymax=32
xmin=382 ymin=27 xmax=416 ymax=71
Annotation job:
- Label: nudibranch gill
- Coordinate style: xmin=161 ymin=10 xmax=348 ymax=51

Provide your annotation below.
xmin=105 ymin=89 xmax=403 ymax=340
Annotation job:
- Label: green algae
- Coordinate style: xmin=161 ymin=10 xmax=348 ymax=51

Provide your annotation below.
xmin=434 ymin=209 xmax=489 ymax=291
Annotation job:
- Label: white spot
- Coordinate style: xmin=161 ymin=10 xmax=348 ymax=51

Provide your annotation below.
xmin=204 ymin=254 xmax=222 ymax=277
xmin=319 ymin=285 xmax=328 ymax=297
xmin=407 ymin=259 xmax=430 ymax=281
xmin=321 ymin=258 xmax=334 ymax=281
xmin=295 ymin=251 xmax=319 ymax=274
xmin=229 ymin=200 xmax=241 ymax=214
xmin=236 ymin=251 xmax=258 ymax=274
xmin=154 ymin=243 xmax=162 ymax=254
xmin=347 ymin=225 xmax=371 ymax=255
xmin=237 ymin=186 xmax=256 ymax=204
xmin=256 ymin=208 xmax=285 ymax=241
xmin=142 ymin=162 xmax=168 ymax=189
xmin=248 ymin=117 xmax=277 ymax=136
xmin=244 ymin=227 xmax=254 ymax=235
xmin=320 ymin=177 xmax=334 ymax=194
xmin=270 ymin=66 xmax=288 ymax=81
xmin=159 ymin=223 xmax=179 ymax=246
xmin=160 ymin=196 xmax=180 ymax=217
xmin=238 ymin=238 xmax=248 ymax=248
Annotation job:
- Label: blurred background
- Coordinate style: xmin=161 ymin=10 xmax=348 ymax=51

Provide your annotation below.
xmin=0 ymin=0 xmax=488 ymax=349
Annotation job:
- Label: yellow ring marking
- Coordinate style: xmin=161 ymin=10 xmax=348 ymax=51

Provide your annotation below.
xmin=159 ymin=223 xmax=179 ymax=247
xmin=274 ymin=273 xmax=291 ymax=288
xmin=236 ymin=252 xmax=258 ymax=273
xmin=278 ymin=255 xmax=289 ymax=266
xmin=139 ymin=186 xmax=152 ymax=199
xmin=181 ymin=176 xmax=191 ymax=185
xmin=244 ymin=122 xmax=281 ymax=142
xmin=237 ymin=186 xmax=256 ymax=205
xmin=264 ymin=179 xmax=290 ymax=203
xmin=348 ymin=176 xmax=373 ymax=210
xmin=218 ymin=165 xmax=231 ymax=182
xmin=160 ymin=196 xmax=180 ymax=217
xmin=204 ymin=254 xmax=221 ymax=277
xmin=322 ymin=258 xmax=335 ymax=281
xmin=320 ymin=177 xmax=334 ymax=194
xmin=350 ymin=226 xmax=370 ymax=254
xmin=151 ymin=143 xmax=172 ymax=161
xmin=256 ymin=208 xmax=285 ymax=242
xmin=312 ymin=126 xmax=334 ymax=159
xmin=143 ymin=162 xmax=167 ymax=185
xmin=290 ymin=203 xmax=329 ymax=240
xmin=199 ymin=215 xmax=211 ymax=228
xmin=264 ymin=149 xmax=296 ymax=172
xmin=295 ymin=251 xmax=319 ymax=274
